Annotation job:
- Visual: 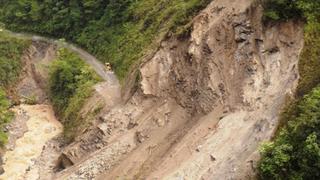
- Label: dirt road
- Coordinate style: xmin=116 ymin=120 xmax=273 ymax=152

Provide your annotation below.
xmin=5 ymin=30 xmax=118 ymax=83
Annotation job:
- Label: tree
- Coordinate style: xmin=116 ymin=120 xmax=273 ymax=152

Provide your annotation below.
xmin=259 ymin=87 xmax=320 ymax=179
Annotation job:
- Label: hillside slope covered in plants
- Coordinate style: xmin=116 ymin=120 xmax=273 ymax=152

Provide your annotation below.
xmin=0 ymin=32 xmax=29 ymax=146
xmin=48 ymin=48 xmax=101 ymax=141
xmin=0 ymin=0 xmax=211 ymax=80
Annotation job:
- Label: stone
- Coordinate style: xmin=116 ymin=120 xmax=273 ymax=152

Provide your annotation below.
xmin=0 ymin=167 xmax=4 ymax=175
xmin=210 ymin=154 xmax=216 ymax=161
xmin=196 ymin=145 xmax=202 ymax=152
xmin=155 ymin=117 xmax=165 ymax=127
xmin=136 ymin=131 xmax=148 ymax=143
xmin=127 ymin=122 xmax=138 ymax=129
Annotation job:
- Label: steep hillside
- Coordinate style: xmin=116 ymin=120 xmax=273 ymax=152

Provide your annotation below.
xmin=48 ymin=48 xmax=102 ymax=141
xmin=0 ymin=0 xmax=211 ymax=80
xmin=51 ymin=0 xmax=303 ymax=179
xmin=0 ymin=30 xmax=120 ymax=179
xmin=0 ymin=32 xmax=30 ymax=147
xmin=258 ymin=0 xmax=320 ymax=179
xmin=1 ymin=0 xmax=319 ymax=179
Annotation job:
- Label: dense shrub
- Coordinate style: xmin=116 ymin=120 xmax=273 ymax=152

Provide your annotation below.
xmin=49 ymin=48 xmax=101 ymax=141
xmin=0 ymin=0 xmax=212 ymax=80
xmin=262 ymin=0 xmax=320 ymax=21
xmin=262 ymin=0 xmax=302 ymax=21
xmin=0 ymin=32 xmax=29 ymax=146
xmin=259 ymin=87 xmax=320 ymax=179
xmin=0 ymin=32 xmax=29 ymax=86
xmin=0 ymin=89 xmax=13 ymax=146
xmin=297 ymin=22 xmax=320 ymax=96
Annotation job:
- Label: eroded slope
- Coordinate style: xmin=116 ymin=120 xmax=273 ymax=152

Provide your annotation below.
xmin=55 ymin=0 xmax=304 ymax=179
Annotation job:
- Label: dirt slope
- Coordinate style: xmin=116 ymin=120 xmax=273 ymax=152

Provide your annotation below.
xmin=52 ymin=0 xmax=304 ymax=179
xmin=0 ymin=32 xmax=121 ymax=179
xmin=1 ymin=0 xmax=304 ymax=179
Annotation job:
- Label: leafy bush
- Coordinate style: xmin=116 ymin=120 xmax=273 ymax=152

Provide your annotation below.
xmin=0 ymin=32 xmax=30 ymax=86
xmin=0 ymin=0 xmax=212 ymax=80
xmin=0 ymin=89 xmax=13 ymax=146
xmin=49 ymin=48 xmax=101 ymax=141
xmin=297 ymin=22 xmax=320 ymax=96
xmin=259 ymin=87 xmax=320 ymax=179
xmin=0 ymin=32 xmax=29 ymax=146
xmin=262 ymin=0 xmax=320 ymax=21
xmin=262 ymin=0 xmax=302 ymax=21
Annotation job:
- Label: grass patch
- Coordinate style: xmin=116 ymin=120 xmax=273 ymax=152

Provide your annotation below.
xmin=48 ymin=48 xmax=102 ymax=141
xmin=23 ymin=95 xmax=37 ymax=105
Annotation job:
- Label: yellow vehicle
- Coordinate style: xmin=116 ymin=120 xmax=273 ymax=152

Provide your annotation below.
xmin=105 ymin=62 xmax=112 ymax=71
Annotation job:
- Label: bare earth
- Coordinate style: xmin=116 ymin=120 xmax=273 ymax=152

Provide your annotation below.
xmin=54 ymin=0 xmax=304 ymax=179
xmin=1 ymin=0 xmax=305 ymax=179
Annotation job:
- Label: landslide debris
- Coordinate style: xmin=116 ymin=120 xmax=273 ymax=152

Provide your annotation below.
xmin=53 ymin=0 xmax=304 ymax=180
xmin=0 ymin=0 xmax=307 ymax=180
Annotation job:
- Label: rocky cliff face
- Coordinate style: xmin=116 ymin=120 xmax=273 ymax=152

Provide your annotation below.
xmin=55 ymin=0 xmax=304 ymax=179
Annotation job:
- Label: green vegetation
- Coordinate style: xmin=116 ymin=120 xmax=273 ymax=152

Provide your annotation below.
xmin=23 ymin=95 xmax=37 ymax=105
xmin=0 ymin=89 xmax=13 ymax=146
xmin=262 ymin=0 xmax=302 ymax=21
xmin=259 ymin=0 xmax=320 ymax=179
xmin=49 ymin=48 xmax=101 ymax=141
xmin=297 ymin=22 xmax=320 ymax=96
xmin=0 ymin=31 xmax=30 ymax=146
xmin=0 ymin=32 xmax=30 ymax=87
xmin=259 ymin=87 xmax=320 ymax=179
xmin=0 ymin=0 xmax=212 ymax=80
xmin=262 ymin=0 xmax=320 ymax=22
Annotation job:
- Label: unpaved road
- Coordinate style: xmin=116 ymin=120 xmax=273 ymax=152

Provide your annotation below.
xmin=4 ymin=30 xmax=118 ymax=84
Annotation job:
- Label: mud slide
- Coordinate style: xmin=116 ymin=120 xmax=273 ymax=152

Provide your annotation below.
xmin=0 ymin=30 xmax=121 ymax=180
xmin=52 ymin=0 xmax=304 ymax=179
xmin=0 ymin=105 xmax=62 ymax=180
xmin=0 ymin=0 xmax=305 ymax=179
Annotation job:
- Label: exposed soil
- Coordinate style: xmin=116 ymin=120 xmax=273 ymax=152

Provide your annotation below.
xmin=1 ymin=0 xmax=305 ymax=179
xmin=41 ymin=0 xmax=303 ymax=179
xmin=0 ymin=32 xmax=121 ymax=180
xmin=53 ymin=1 xmax=304 ymax=179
